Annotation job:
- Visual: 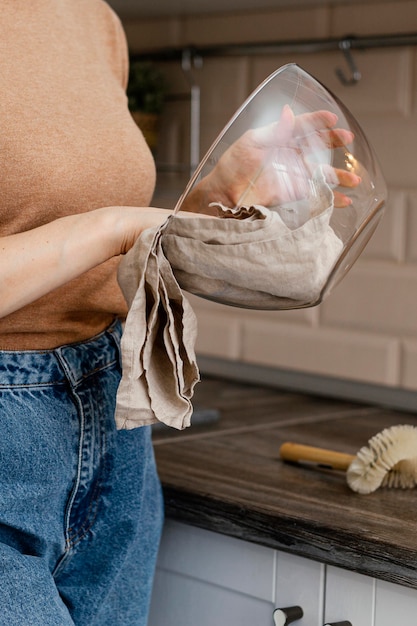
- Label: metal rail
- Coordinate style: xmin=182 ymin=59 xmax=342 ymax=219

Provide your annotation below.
xmin=133 ymin=31 xmax=417 ymax=62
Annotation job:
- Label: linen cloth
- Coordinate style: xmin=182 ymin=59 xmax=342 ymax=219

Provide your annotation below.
xmin=115 ymin=170 xmax=342 ymax=430
xmin=115 ymin=222 xmax=200 ymax=430
xmin=163 ymin=171 xmax=342 ymax=309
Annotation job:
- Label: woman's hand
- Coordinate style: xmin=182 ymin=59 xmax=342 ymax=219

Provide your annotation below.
xmin=201 ymin=105 xmax=360 ymax=210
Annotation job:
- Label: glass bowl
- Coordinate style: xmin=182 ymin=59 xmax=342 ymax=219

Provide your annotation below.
xmin=163 ymin=63 xmax=387 ymax=310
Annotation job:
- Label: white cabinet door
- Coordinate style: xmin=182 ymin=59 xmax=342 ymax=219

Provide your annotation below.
xmin=374 ymin=578 xmax=417 ymax=625
xmin=149 ymin=520 xmax=276 ymax=626
xmin=324 ymin=565 xmax=375 ymax=626
xmin=274 ymin=551 xmax=325 ymax=626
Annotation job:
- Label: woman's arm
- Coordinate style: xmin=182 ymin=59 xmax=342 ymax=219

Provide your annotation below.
xmin=0 ymin=205 xmax=172 ymax=318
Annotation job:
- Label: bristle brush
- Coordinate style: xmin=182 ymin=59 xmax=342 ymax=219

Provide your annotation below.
xmin=279 ymin=424 xmax=417 ymax=494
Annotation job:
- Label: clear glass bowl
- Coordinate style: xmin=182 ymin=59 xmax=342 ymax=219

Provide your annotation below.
xmin=166 ymin=63 xmax=387 ymax=310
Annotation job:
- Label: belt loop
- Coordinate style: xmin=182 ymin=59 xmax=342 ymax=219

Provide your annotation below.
xmin=107 ymin=318 xmax=123 ymax=371
xmin=54 ymin=347 xmax=78 ymax=389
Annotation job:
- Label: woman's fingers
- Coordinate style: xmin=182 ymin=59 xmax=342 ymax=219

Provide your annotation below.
xmin=322 ymin=164 xmax=361 ymax=187
xmin=318 ymin=163 xmax=361 ymax=208
xmin=323 ymin=165 xmax=361 ymax=207
xmin=245 ymin=108 xmax=353 ymax=155
xmin=334 ymin=191 xmax=353 ymax=208
xmin=292 ymin=110 xmax=354 ymax=151
xmin=293 ymin=110 xmax=339 ymax=131
xmin=294 ymin=127 xmax=354 ymax=152
xmin=325 ymin=128 xmax=355 ymax=148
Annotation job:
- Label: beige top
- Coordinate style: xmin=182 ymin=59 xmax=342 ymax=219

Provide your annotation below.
xmin=0 ymin=0 xmax=156 ymax=349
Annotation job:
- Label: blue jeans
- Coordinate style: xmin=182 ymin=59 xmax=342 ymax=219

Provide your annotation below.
xmin=0 ymin=320 xmax=164 ymax=625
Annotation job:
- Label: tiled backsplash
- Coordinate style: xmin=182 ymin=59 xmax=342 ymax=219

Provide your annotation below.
xmin=123 ymin=1 xmax=417 ymax=399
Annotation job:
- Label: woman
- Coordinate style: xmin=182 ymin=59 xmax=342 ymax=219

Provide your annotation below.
xmin=0 ymin=2 xmax=358 ymax=624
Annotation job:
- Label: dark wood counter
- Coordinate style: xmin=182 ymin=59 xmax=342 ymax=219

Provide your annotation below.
xmin=152 ymin=376 xmax=417 ymax=589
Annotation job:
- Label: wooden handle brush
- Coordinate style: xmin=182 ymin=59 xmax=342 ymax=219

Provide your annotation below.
xmin=279 ymin=424 xmax=417 ymax=494
xmin=279 ymin=442 xmax=354 ymax=471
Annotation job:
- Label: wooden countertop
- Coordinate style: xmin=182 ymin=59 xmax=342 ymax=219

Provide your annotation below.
xmin=152 ymin=376 xmax=417 ymax=589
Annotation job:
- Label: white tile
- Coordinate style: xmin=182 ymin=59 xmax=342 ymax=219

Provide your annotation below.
xmin=400 ymin=338 xmax=417 ymax=390
xmin=193 ymin=307 xmax=242 ymax=359
xmin=355 ymin=114 xmax=417 ymax=189
xmin=321 ymin=261 xmax=417 ymax=336
xmin=183 ymin=7 xmax=329 ymax=46
xmin=332 ymin=1 xmax=417 ymax=37
xmin=124 ymin=17 xmax=181 ymax=51
xmin=405 ymin=190 xmax=417 ymax=262
xmin=242 ymin=318 xmax=399 ymax=385
xmin=198 ymin=57 xmax=250 ymax=154
xmin=362 ymin=189 xmax=406 ymax=262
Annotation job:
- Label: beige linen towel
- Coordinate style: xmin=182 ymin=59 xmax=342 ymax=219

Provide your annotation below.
xmin=115 ymin=223 xmax=199 ymax=430
xmin=162 ymin=168 xmax=343 ymax=309
xmin=115 ymin=168 xmax=341 ymax=430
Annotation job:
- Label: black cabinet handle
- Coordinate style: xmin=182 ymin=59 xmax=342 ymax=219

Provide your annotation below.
xmin=324 ymin=622 xmax=353 ymax=626
xmin=273 ymin=606 xmax=304 ymax=625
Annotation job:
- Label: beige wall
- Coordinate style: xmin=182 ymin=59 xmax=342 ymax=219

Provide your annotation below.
xmin=123 ymin=1 xmax=417 ymax=396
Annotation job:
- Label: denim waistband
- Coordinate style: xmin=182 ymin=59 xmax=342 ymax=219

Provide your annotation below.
xmin=0 ymin=320 xmax=122 ymax=388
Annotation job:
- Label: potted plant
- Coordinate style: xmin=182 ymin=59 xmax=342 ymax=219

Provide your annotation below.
xmin=127 ymin=60 xmax=167 ymax=152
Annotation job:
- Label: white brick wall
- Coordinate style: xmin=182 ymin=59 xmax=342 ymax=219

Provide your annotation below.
xmin=124 ymin=1 xmax=417 ymax=394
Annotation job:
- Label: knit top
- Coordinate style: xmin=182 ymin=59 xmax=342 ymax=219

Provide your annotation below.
xmin=0 ymin=0 xmax=156 ymax=349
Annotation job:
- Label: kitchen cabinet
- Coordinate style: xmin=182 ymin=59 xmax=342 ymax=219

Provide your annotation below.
xmin=374 ymin=579 xmax=417 ymax=625
xmin=324 ymin=567 xmax=374 ymax=626
xmin=149 ymin=376 xmax=417 ymax=626
xmin=149 ymin=520 xmax=275 ymax=626
xmin=274 ymin=549 xmax=323 ymax=625
xmin=149 ymin=520 xmax=417 ymax=626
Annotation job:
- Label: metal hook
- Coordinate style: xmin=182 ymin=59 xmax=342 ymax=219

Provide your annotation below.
xmin=181 ymin=47 xmax=203 ymax=83
xmin=335 ymin=39 xmax=361 ymax=86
